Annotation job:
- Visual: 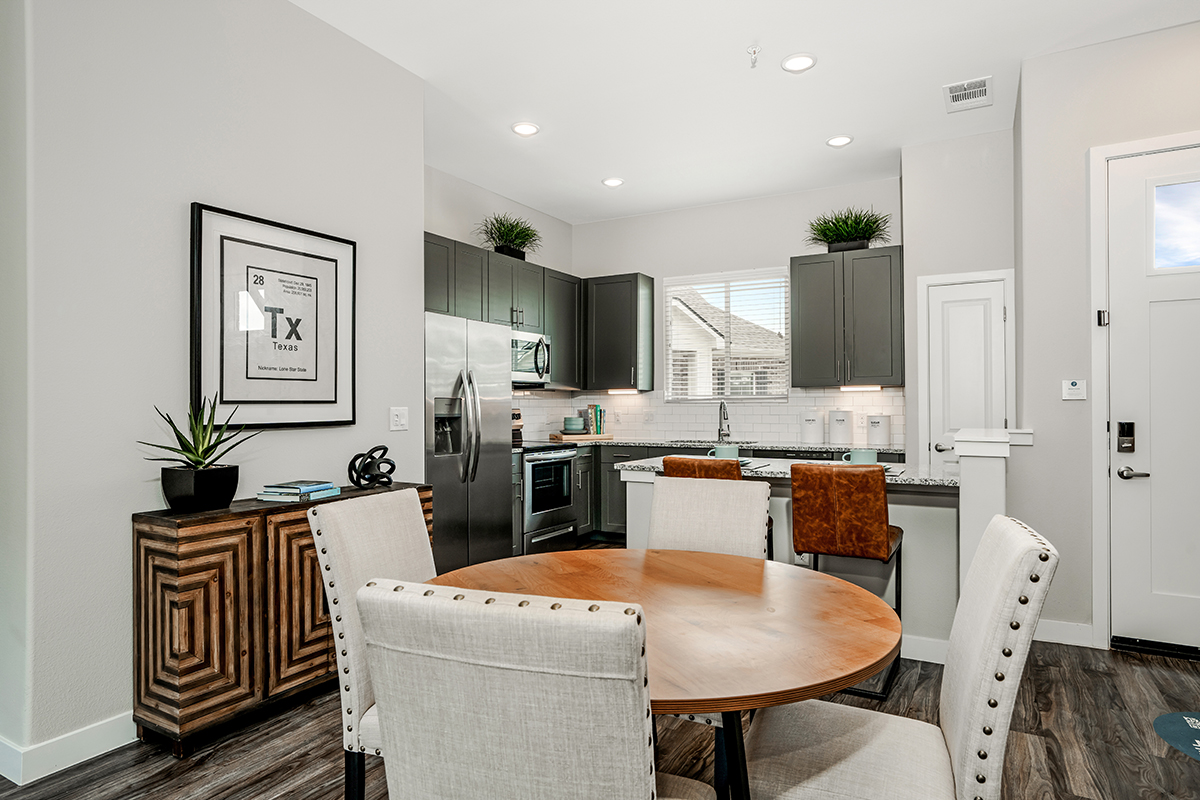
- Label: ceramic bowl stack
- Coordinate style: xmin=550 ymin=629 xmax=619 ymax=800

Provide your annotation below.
xmin=563 ymin=416 xmax=585 ymax=434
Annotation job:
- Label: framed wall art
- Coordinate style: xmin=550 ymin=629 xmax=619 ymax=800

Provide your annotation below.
xmin=190 ymin=203 xmax=356 ymax=428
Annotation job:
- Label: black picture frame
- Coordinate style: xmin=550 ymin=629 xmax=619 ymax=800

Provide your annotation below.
xmin=190 ymin=203 xmax=356 ymax=428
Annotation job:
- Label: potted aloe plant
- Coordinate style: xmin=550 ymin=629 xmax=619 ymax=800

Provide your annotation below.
xmin=138 ymin=395 xmax=260 ymax=513
xmin=474 ymin=212 xmax=543 ymax=260
xmin=806 ymin=207 xmax=891 ymax=252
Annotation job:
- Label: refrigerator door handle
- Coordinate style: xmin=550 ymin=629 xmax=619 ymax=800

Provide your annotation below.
xmin=468 ymin=369 xmax=483 ymax=482
xmin=458 ymin=369 xmax=472 ymax=483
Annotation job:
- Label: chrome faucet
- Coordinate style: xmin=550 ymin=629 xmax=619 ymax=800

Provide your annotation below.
xmin=717 ymin=401 xmax=731 ymax=443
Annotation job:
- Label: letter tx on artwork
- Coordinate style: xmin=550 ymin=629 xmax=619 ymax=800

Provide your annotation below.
xmin=191 ymin=203 xmax=356 ymax=428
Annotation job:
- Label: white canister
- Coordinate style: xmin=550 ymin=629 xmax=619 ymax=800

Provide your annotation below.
xmin=800 ymin=411 xmax=824 ymax=444
xmin=828 ymin=409 xmax=854 ymax=446
xmin=867 ymin=415 xmax=892 ymax=447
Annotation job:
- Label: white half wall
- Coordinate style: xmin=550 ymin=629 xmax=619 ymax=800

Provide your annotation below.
xmin=425 ymin=165 xmax=574 ymax=272
xmin=4 ymin=0 xmax=426 ymax=783
xmin=1012 ymin=20 xmax=1200 ymax=628
xmin=899 ymin=131 xmax=1015 ymax=467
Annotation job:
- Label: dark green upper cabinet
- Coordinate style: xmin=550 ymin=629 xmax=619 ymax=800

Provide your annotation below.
xmin=543 ymin=268 xmax=582 ymax=390
xmin=424 ymin=233 xmax=486 ymax=321
xmin=585 ymin=273 xmax=653 ymax=391
xmin=791 ymin=245 xmax=903 ymax=387
xmin=487 ymin=251 xmax=543 ymax=333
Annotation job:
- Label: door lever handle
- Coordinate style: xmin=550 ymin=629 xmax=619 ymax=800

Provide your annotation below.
xmin=1117 ymin=466 xmax=1150 ymax=480
xmin=934 ymin=443 xmax=953 ymax=453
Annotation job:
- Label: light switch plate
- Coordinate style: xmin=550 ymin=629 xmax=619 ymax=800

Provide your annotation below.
xmin=389 ymin=407 xmax=408 ymax=431
xmin=1062 ymin=380 xmax=1086 ymax=400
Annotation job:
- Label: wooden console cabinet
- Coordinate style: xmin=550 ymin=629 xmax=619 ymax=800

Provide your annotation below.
xmin=132 ymin=483 xmax=432 ymax=754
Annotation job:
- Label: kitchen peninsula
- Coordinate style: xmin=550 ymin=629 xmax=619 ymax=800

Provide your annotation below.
xmin=614 ymin=443 xmax=964 ymax=664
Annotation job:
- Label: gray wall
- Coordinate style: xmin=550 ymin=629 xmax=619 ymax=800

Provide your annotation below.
xmin=1012 ymin=20 xmax=1200 ymax=624
xmin=425 ymin=165 xmax=574 ymax=272
xmin=4 ymin=0 xmax=425 ymax=750
xmin=0 ymin=0 xmax=29 ymax=750
xmin=572 ymin=177 xmax=902 ymax=394
xmin=899 ymin=130 xmax=1016 ymax=467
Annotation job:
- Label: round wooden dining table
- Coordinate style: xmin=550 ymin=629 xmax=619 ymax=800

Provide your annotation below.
xmin=429 ymin=548 xmax=901 ymax=800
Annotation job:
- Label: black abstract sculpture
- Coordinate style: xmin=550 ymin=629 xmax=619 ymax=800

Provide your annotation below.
xmin=348 ymin=444 xmax=396 ymax=489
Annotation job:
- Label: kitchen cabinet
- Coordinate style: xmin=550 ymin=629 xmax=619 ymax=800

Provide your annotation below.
xmin=791 ymin=246 xmax=903 ymax=387
xmin=543 ymin=268 xmax=582 ymax=390
xmin=424 ymin=233 xmax=487 ymax=321
xmin=598 ymin=446 xmax=648 ymax=534
xmin=573 ymin=446 xmax=594 ymax=535
xmin=585 ymin=273 xmax=654 ymax=391
xmin=487 ymin=251 xmax=543 ymax=332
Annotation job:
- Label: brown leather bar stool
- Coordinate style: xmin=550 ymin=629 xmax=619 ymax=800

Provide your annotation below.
xmin=662 ymin=457 xmax=773 ymax=559
xmin=790 ymin=462 xmax=902 ymax=700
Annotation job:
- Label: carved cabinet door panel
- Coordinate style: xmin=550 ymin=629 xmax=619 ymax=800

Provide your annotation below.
xmin=265 ymin=510 xmax=334 ymax=696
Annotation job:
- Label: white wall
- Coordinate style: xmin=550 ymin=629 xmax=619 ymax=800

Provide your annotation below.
xmin=4 ymin=0 xmax=425 ymax=775
xmin=425 ymin=166 xmax=573 ymax=272
xmin=1013 ymin=21 xmax=1200 ymax=625
xmin=0 ymin=0 xmax=30 ymax=752
xmin=899 ymin=130 xmax=1015 ymax=466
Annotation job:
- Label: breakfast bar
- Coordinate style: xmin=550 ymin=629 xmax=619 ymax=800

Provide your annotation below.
xmin=618 ymin=455 xmax=962 ymax=663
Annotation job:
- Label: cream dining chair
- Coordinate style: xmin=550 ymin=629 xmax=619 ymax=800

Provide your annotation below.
xmin=307 ymin=488 xmax=437 ymax=800
xmin=648 ymin=474 xmax=771 ymax=559
xmin=356 ymin=579 xmax=716 ymax=800
xmin=743 ymin=514 xmax=1059 ymax=800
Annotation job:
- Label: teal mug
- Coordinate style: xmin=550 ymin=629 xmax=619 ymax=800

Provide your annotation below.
xmin=842 ymin=448 xmax=878 ymax=464
xmin=708 ymin=445 xmax=739 ymax=459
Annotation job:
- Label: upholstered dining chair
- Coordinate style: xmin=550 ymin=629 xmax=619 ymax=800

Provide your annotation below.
xmin=648 ymin=475 xmax=771 ymax=559
xmin=662 ymin=456 xmax=774 ymax=560
xmin=790 ymin=462 xmax=903 ymax=699
xmin=743 ymin=514 xmax=1059 ymax=800
xmin=356 ymin=579 xmax=717 ymax=800
xmin=307 ymin=489 xmax=437 ymax=800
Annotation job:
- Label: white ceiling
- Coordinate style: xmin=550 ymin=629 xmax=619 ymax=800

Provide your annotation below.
xmin=289 ymin=0 xmax=1199 ymax=224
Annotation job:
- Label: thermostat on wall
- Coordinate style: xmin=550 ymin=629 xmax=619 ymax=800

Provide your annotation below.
xmin=1062 ymin=380 xmax=1087 ymax=400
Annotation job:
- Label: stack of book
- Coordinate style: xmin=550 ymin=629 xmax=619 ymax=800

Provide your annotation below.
xmin=585 ymin=404 xmax=606 ymax=435
xmin=257 ymin=480 xmax=341 ymax=502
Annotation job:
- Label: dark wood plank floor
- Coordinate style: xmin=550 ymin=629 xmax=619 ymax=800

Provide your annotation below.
xmin=2 ymin=641 xmax=1197 ymax=799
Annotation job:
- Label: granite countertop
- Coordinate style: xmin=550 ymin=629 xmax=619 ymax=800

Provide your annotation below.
xmin=614 ymin=455 xmax=958 ymax=488
xmin=582 ymin=438 xmax=906 ymax=454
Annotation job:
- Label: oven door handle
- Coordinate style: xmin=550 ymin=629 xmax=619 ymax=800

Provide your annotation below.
xmin=468 ymin=369 xmax=483 ymax=482
xmin=524 ymin=451 xmax=576 ymax=462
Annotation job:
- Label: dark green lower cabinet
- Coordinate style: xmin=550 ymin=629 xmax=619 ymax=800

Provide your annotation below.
xmin=597 ymin=447 xmax=647 ymax=534
xmin=573 ymin=447 xmax=594 ymax=536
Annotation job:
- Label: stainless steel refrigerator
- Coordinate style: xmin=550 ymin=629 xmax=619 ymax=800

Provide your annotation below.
xmin=425 ymin=313 xmax=514 ymax=573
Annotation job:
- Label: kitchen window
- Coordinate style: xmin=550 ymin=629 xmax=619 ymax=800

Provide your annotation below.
xmin=664 ymin=267 xmax=791 ymax=401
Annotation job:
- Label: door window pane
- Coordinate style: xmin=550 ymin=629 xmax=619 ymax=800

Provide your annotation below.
xmin=1154 ymin=180 xmax=1200 ymax=270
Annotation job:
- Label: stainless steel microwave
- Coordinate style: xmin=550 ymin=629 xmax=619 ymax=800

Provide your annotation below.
xmin=512 ymin=330 xmax=551 ymax=387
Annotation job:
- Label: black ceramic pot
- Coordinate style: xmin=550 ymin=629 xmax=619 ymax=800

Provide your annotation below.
xmin=493 ymin=244 xmax=527 ymax=260
xmin=161 ymin=465 xmax=239 ymax=513
xmin=828 ymin=240 xmax=870 ymax=253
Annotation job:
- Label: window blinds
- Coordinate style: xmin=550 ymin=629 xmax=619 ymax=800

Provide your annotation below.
xmin=664 ymin=267 xmax=791 ymax=401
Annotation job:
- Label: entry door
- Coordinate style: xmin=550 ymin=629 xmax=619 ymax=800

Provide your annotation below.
xmin=1109 ymin=146 xmax=1200 ymax=649
xmin=919 ymin=272 xmax=1011 ymax=470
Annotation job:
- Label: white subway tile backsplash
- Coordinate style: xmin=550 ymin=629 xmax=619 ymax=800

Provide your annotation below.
xmin=513 ymin=387 xmax=905 ymax=447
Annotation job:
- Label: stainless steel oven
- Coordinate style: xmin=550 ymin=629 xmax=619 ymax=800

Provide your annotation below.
xmin=522 ymin=446 xmax=577 ymax=552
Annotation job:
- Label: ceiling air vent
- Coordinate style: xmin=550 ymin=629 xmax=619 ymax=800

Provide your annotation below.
xmin=943 ymin=76 xmax=993 ymax=113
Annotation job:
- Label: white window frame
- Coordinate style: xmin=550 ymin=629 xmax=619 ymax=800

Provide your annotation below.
xmin=663 ymin=267 xmax=791 ymax=403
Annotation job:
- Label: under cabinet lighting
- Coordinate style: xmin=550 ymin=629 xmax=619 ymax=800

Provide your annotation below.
xmin=608 ymin=389 xmax=639 ymax=395
xmin=840 ymin=385 xmax=881 ymax=392
xmin=826 ymin=134 xmax=853 ymax=148
xmin=512 ymin=122 xmax=540 ymax=137
xmin=602 ymin=178 xmax=624 ymax=187
xmin=781 ymin=53 xmax=817 ymax=74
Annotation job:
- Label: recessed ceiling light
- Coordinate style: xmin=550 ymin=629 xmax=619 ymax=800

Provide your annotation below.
xmin=511 ymin=122 xmax=540 ymax=137
xmin=602 ymin=178 xmax=624 ymax=187
xmin=781 ymin=53 xmax=817 ymax=74
xmin=826 ymin=134 xmax=854 ymax=148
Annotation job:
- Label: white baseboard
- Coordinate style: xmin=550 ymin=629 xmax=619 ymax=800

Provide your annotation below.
xmin=0 ymin=711 xmax=136 ymax=786
xmin=902 ymin=634 xmax=949 ymax=665
xmin=1034 ymin=618 xmax=1096 ymax=648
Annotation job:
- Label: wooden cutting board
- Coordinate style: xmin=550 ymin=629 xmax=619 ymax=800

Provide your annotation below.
xmin=548 ymin=433 xmax=615 ymax=442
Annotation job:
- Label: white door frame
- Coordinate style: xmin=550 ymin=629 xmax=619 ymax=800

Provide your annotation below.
xmin=916 ymin=269 xmax=1016 ymax=469
xmin=1087 ymin=129 xmax=1200 ymax=651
